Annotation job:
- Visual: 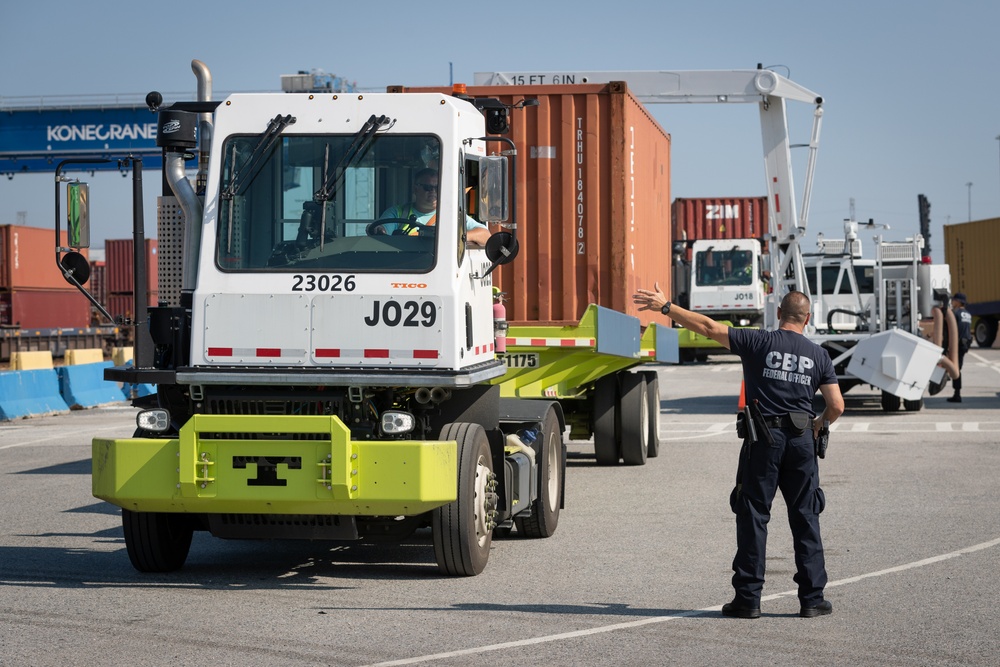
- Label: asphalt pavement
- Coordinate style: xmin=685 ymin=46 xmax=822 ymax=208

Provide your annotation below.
xmin=1 ymin=348 xmax=998 ymax=666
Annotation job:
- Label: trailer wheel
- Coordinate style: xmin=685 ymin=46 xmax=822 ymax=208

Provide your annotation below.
xmin=433 ymin=423 xmax=495 ymax=576
xmin=619 ymin=372 xmax=649 ymax=466
xmin=514 ymin=409 xmax=563 ymax=538
xmin=975 ymin=317 xmax=997 ymax=348
xmin=642 ymin=371 xmax=662 ymax=458
xmin=593 ymin=375 xmax=620 ymax=465
xmin=880 ymin=391 xmax=901 ymax=412
xmin=903 ymin=398 xmax=924 ymax=411
xmin=121 ymin=509 xmax=193 ymax=573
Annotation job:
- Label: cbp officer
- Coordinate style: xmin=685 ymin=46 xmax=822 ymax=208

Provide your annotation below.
xmin=948 ymin=292 xmax=973 ymax=403
xmin=632 ymin=285 xmax=844 ymax=619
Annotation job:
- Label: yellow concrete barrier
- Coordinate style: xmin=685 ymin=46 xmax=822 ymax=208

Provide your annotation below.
xmin=112 ymin=347 xmax=134 ymax=366
xmin=65 ymin=348 xmax=105 ymax=365
xmin=11 ymin=351 xmax=55 ymax=370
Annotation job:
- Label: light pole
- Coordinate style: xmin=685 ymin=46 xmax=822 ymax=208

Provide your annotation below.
xmin=966 ymin=182 xmax=973 ymax=221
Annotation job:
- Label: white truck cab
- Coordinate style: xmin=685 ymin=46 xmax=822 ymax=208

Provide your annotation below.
xmin=688 ymin=238 xmax=765 ymax=326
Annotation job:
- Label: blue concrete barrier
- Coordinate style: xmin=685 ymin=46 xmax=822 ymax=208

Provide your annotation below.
xmin=122 ymin=382 xmax=157 ymax=400
xmin=57 ymin=361 xmax=126 ymax=409
xmin=0 ymin=369 xmax=70 ymax=420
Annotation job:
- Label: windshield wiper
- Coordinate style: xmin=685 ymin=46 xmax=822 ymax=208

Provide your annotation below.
xmin=220 ymin=114 xmax=296 ymax=253
xmin=312 ymin=114 xmax=392 ymax=249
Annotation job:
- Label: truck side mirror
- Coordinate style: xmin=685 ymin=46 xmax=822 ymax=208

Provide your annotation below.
xmin=66 ymin=182 xmax=91 ymax=249
xmin=60 ymin=251 xmax=91 ymax=286
xmin=478 ymin=155 xmax=509 ymax=223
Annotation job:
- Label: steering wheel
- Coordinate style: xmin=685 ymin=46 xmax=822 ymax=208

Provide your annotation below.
xmin=366 ymin=219 xmax=433 ymax=237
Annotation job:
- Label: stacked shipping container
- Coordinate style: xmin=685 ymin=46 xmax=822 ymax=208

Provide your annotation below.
xmin=671 ymin=197 xmax=769 ymax=261
xmin=104 ymin=238 xmax=158 ymax=321
xmin=0 ymin=225 xmax=90 ymax=328
xmin=393 ymin=82 xmax=672 ymax=327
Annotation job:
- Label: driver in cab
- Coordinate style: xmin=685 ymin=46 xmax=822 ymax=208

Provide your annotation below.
xmin=374 ymin=169 xmax=490 ymax=245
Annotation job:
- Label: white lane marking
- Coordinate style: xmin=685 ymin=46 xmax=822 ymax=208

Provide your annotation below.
xmin=359 ymin=536 xmax=1000 ymax=667
xmin=851 ymin=422 xmax=870 ymax=432
xmin=968 ymin=351 xmax=1000 ymax=374
xmin=936 ymin=422 xmax=953 ymax=432
xmin=0 ymin=424 xmax=126 ymax=451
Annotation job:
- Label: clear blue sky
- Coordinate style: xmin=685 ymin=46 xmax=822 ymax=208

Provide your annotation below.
xmin=2 ymin=1 xmax=998 ymax=264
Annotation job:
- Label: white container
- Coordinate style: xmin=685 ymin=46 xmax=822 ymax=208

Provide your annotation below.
xmin=846 ymin=329 xmax=943 ymax=400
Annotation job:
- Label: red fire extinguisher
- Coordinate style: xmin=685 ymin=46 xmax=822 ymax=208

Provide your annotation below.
xmin=493 ymin=288 xmax=508 ymax=353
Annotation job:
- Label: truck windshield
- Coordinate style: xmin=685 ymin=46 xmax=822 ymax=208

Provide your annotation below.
xmin=216 ymin=133 xmax=442 ymax=273
xmin=694 ymin=249 xmax=753 ymax=286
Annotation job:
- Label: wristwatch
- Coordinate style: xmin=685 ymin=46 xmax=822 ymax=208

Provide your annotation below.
xmin=660 ymin=301 xmax=672 ymax=315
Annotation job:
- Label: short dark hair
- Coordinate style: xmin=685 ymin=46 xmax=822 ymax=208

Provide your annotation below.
xmin=778 ymin=290 xmax=811 ymax=325
xmin=413 ymin=168 xmax=437 ymax=185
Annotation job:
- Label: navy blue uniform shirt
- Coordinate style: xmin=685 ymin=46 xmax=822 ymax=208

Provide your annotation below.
xmin=729 ymin=328 xmax=838 ymax=418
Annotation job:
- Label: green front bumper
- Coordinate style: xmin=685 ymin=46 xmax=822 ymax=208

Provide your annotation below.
xmin=93 ymin=414 xmax=457 ymax=515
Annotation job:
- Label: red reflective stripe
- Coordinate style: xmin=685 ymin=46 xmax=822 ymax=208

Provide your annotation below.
xmin=316 ymin=349 xmax=340 ymax=358
xmin=530 ymin=338 xmax=546 ymax=346
xmin=257 ymin=348 xmax=281 ymax=357
xmin=207 ymin=347 xmax=232 ymax=356
xmin=365 ymin=349 xmax=389 ymax=358
xmin=413 ymin=349 xmax=439 ymax=359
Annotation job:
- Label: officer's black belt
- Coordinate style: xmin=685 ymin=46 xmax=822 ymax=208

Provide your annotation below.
xmin=761 ymin=415 xmax=814 ymax=430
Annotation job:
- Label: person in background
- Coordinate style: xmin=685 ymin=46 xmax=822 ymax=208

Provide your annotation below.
xmin=632 ymin=283 xmax=844 ymax=620
xmin=948 ymin=292 xmax=973 ymax=403
xmin=376 ymin=168 xmax=490 ymax=245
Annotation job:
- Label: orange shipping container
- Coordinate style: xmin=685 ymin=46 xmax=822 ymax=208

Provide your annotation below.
xmin=0 ymin=225 xmax=90 ymax=290
xmin=0 ymin=289 xmax=91 ymax=329
xmin=393 ymin=82 xmax=671 ymax=327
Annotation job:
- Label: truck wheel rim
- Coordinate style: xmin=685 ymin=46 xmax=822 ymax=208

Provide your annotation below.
xmin=545 ymin=430 xmax=559 ymax=511
xmin=474 ymin=456 xmax=496 ymax=547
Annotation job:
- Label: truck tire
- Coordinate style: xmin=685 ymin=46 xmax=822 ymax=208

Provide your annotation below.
xmin=880 ymin=390 xmax=901 ymax=412
xmin=593 ymin=375 xmax=620 ymax=466
xmin=514 ymin=409 xmax=563 ymax=538
xmin=433 ymin=423 xmax=495 ymax=576
xmin=975 ymin=317 xmax=997 ymax=348
xmin=642 ymin=371 xmax=661 ymax=458
xmin=619 ymin=372 xmax=649 ymax=466
xmin=122 ymin=509 xmax=194 ymax=573
xmin=903 ymin=398 xmax=924 ymax=411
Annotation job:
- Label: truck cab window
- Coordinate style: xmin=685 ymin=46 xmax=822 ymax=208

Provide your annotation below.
xmin=216 ymin=134 xmax=442 ymax=273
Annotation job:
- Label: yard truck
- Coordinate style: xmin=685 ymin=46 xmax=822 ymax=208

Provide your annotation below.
xmin=55 ymin=61 xmax=673 ymax=576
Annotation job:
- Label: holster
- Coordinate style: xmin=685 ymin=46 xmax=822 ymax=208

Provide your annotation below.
xmin=736 ymin=412 xmax=748 ymax=440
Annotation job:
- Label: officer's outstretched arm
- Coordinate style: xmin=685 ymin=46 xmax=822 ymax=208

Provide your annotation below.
xmin=668 ymin=302 xmax=731 ymax=349
xmin=632 ymin=282 xmax=731 ymax=349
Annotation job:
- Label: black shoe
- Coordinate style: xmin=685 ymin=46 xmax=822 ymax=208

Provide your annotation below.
xmin=947 ymin=394 xmax=962 ymax=403
xmin=799 ymin=599 xmax=833 ymax=618
xmin=722 ymin=600 xmax=761 ymax=619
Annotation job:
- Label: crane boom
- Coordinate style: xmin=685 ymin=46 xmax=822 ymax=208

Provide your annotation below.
xmin=474 ymin=68 xmax=824 ymax=329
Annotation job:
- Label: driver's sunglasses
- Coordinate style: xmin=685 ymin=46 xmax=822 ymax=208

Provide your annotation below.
xmin=416 ymin=183 xmax=438 ymax=193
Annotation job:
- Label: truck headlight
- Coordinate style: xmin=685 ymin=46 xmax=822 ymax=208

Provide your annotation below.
xmin=381 ymin=411 xmax=415 ymax=435
xmin=136 ymin=409 xmax=170 ymax=433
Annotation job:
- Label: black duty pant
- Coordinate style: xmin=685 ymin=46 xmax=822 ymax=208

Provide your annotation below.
xmin=731 ymin=426 xmax=827 ymax=607
xmin=954 ymin=343 xmax=969 ymax=392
